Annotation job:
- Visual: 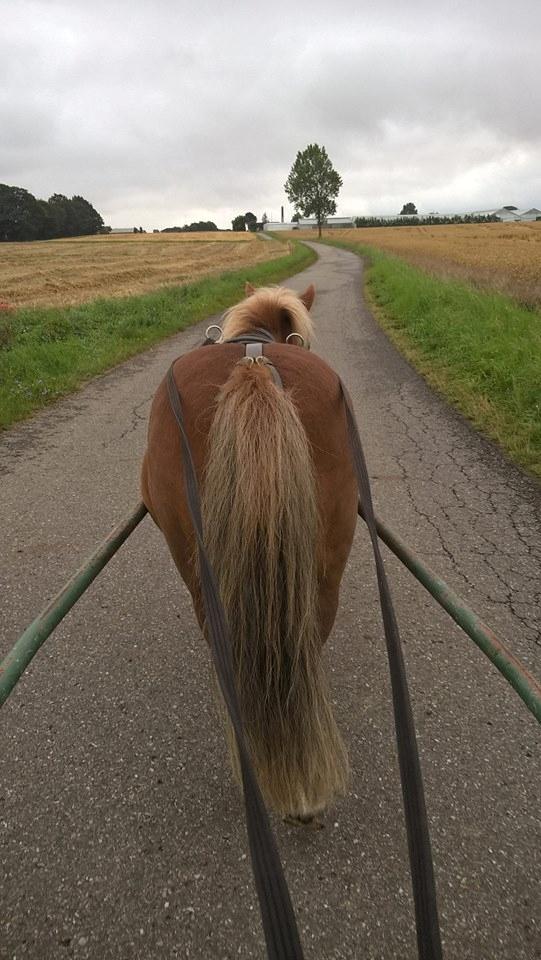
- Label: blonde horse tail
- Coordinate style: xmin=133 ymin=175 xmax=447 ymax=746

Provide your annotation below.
xmin=202 ymin=359 xmax=348 ymax=818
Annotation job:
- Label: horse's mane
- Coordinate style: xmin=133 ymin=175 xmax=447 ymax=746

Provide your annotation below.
xmin=221 ymin=286 xmax=313 ymax=345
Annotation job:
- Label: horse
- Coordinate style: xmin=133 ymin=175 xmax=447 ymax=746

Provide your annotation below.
xmin=141 ymin=283 xmax=359 ymax=823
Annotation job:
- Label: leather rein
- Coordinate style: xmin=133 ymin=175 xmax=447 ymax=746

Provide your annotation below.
xmin=166 ymin=331 xmax=442 ymax=960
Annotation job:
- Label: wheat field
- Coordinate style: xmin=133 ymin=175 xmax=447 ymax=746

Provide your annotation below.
xmin=294 ymin=221 xmax=541 ymax=307
xmin=0 ymin=232 xmax=284 ymax=308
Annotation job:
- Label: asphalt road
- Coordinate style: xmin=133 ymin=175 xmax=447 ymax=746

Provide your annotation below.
xmin=1 ymin=242 xmax=540 ymax=960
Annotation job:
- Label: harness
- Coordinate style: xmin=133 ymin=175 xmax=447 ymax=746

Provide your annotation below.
xmin=166 ymin=331 xmax=442 ymax=960
xmin=231 ymin=334 xmax=283 ymax=388
xmin=205 ymin=325 xmax=285 ymax=386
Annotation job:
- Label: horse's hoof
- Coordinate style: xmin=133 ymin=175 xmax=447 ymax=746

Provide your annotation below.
xmin=284 ymin=813 xmax=325 ymax=830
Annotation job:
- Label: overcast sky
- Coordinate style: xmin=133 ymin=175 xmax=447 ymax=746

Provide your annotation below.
xmin=1 ymin=0 xmax=539 ymax=229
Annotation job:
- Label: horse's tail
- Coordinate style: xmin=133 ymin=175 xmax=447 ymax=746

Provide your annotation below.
xmin=202 ymin=358 xmax=348 ymax=818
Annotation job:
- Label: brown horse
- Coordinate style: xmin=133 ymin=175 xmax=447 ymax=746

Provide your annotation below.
xmin=141 ymin=283 xmax=358 ymax=822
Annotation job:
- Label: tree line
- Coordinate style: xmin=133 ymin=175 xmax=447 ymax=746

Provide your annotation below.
xmin=161 ymin=221 xmax=218 ymax=232
xmin=354 ymin=213 xmax=500 ymax=228
xmin=0 ymin=183 xmax=104 ymax=242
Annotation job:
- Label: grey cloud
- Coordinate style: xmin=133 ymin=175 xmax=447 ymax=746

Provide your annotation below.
xmin=0 ymin=0 xmax=539 ymax=227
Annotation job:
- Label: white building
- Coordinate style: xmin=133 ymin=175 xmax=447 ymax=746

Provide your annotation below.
xmin=517 ymin=208 xmax=541 ymax=221
xmin=262 ymin=221 xmax=298 ymax=231
xmin=297 ymin=217 xmax=355 ymax=229
xmin=470 ymin=207 xmax=541 ymax=221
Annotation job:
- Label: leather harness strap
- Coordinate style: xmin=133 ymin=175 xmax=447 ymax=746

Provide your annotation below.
xmin=167 ymin=363 xmax=304 ymax=960
xmin=341 ymin=382 xmax=443 ymax=960
xmin=226 ymin=327 xmax=276 ymax=345
xmin=245 ymin=343 xmax=264 ymax=358
xmin=242 ymin=342 xmax=284 ymax=389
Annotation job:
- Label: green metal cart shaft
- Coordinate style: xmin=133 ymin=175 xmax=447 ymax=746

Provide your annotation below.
xmin=0 ymin=502 xmax=148 ymax=707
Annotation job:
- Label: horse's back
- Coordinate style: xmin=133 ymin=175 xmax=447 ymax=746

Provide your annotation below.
xmin=141 ymin=343 xmax=358 ymax=636
xmin=146 ymin=342 xmax=354 ymax=475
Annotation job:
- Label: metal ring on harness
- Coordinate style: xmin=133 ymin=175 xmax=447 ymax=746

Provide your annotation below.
xmin=286 ymin=332 xmax=305 ymax=347
xmin=205 ymin=324 xmax=223 ymax=343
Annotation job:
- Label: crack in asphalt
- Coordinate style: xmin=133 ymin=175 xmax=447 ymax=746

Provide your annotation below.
xmin=102 ymin=395 xmax=153 ymax=447
xmin=378 ymin=365 xmax=541 ymax=651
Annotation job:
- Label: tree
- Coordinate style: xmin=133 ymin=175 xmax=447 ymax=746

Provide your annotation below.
xmin=69 ymin=195 xmax=104 ymax=235
xmin=291 ymin=211 xmax=300 ymax=223
xmin=36 ymin=199 xmax=56 ymax=239
xmin=261 ymin=212 xmax=268 ymax=225
xmin=47 ymin=194 xmax=74 ymax=237
xmin=284 ymin=144 xmax=342 ymax=238
xmin=245 ymin=211 xmax=257 ymax=232
xmin=399 ymin=202 xmax=418 ymax=215
xmin=0 ymin=184 xmax=47 ymax=241
xmin=45 ymin=193 xmax=103 ymax=238
xmin=0 ymin=184 xmax=105 ymax=241
xmin=232 ymin=214 xmax=246 ymax=231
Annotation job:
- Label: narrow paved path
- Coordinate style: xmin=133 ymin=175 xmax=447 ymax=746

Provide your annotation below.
xmin=1 ymin=243 xmax=540 ymax=959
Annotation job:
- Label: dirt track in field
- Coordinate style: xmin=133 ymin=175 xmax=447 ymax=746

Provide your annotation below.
xmin=1 ymin=242 xmax=540 ymax=959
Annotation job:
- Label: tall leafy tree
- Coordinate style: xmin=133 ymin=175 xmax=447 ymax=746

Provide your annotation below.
xmin=70 ymin=195 xmax=104 ymax=235
xmin=0 ymin=184 xmax=46 ymax=241
xmin=232 ymin=214 xmax=246 ymax=231
xmin=399 ymin=202 xmax=418 ymax=215
xmin=36 ymin=199 xmax=56 ymax=239
xmin=244 ymin=211 xmax=257 ymax=232
xmin=47 ymin=194 xmax=74 ymax=237
xmin=284 ymin=144 xmax=342 ymax=237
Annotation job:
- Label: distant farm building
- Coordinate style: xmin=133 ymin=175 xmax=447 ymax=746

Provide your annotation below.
xmin=470 ymin=207 xmax=541 ymax=222
xmin=520 ymin=208 xmax=541 ymax=220
xmin=262 ymin=216 xmax=355 ymax=232
xmin=357 ymin=206 xmax=541 ymax=224
xmin=262 ymin=221 xmax=297 ymax=231
xmin=297 ymin=217 xmax=355 ymax=230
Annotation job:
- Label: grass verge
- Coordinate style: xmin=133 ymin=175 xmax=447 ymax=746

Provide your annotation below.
xmin=322 ymin=239 xmax=541 ymax=478
xmin=0 ymin=240 xmax=316 ymax=429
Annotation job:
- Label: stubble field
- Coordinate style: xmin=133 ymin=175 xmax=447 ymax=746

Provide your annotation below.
xmin=0 ymin=231 xmax=284 ymax=309
xmin=294 ymin=220 xmax=541 ymax=307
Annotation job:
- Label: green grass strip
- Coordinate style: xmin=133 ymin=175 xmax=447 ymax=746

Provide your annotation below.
xmin=323 ymin=239 xmax=541 ymax=478
xmin=0 ymin=241 xmax=316 ymax=429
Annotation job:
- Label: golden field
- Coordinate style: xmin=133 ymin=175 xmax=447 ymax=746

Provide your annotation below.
xmin=293 ymin=221 xmax=541 ymax=307
xmin=0 ymin=232 xmax=284 ymax=308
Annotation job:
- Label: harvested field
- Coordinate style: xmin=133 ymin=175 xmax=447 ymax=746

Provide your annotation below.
xmin=0 ymin=232 xmax=284 ymax=308
xmin=292 ymin=221 xmax=541 ymax=307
